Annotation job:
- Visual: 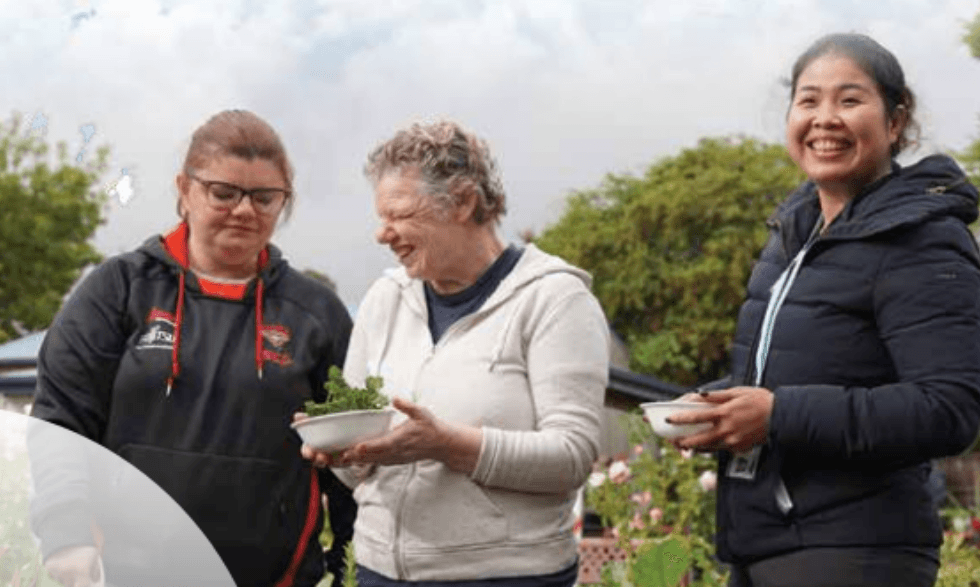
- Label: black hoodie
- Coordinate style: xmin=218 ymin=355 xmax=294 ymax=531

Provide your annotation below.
xmin=30 ymin=223 xmax=355 ymax=587
xmin=716 ymin=154 xmax=980 ymax=564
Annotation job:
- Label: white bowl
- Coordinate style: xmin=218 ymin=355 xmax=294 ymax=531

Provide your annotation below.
xmin=291 ymin=409 xmax=395 ymax=452
xmin=640 ymin=401 xmax=714 ymax=439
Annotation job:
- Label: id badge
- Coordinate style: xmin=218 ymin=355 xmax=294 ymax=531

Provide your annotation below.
xmin=726 ymin=446 xmax=762 ymax=480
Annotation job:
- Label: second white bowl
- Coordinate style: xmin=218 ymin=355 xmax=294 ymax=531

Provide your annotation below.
xmin=640 ymin=401 xmax=714 ymax=439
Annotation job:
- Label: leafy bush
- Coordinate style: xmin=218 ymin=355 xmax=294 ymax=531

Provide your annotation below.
xmin=938 ymin=479 xmax=980 ymax=586
xmin=0 ymin=425 xmax=60 ymax=587
xmin=535 ymin=137 xmax=804 ymax=386
xmin=586 ymin=413 xmax=727 ymax=586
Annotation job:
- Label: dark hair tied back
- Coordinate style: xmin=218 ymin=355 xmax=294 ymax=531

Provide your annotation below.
xmin=790 ymin=33 xmax=920 ymax=157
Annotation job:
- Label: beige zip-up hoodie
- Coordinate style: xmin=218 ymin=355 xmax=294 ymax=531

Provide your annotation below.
xmin=335 ymin=244 xmax=609 ymax=581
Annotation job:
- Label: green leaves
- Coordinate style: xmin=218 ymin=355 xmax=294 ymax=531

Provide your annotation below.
xmin=959 ymin=12 xmax=980 ymax=208
xmin=304 ymin=366 xmax=389 ymax=416
xmin=536 ymin=136 xmax=803 ymax=386
xmin=632 ymin=537 xmax=692 ymax=587
xmin=964 ymin=11 xmax=980 ymax=59
xmin=0 ymin=112 xmax=108 ymax=343
xmin=586 ymin=413 xmax=728 ymax=585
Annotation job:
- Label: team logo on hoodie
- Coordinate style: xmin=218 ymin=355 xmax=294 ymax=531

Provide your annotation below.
xmin=261 ymin=324 xmax=293 ymax=366
xmin=136 ymin=308 xmax=176 ymax=350
xmin=261 ymin=325 xmax=290 ymax=349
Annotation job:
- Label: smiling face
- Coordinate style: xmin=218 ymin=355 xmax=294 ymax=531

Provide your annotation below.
xmin=373 ymin=169 xmax=465 ymax=290
xmin=176 ymin=155 xmax=287 ymax=277
xmin=786 ymin=53 xmax=904 ymax=198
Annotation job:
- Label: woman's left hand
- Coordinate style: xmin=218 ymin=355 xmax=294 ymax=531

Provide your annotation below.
xmin=669 ymin=387 xmax=774 ymax=453
xmin=339 ymin=397 xmax=483 ymax=474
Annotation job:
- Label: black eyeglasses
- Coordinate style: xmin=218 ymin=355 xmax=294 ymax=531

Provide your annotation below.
xmin=187 ymin=174 xmax=290 ymax=215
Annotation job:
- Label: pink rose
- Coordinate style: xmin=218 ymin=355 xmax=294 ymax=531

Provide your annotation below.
xmin=608 ymin=460 xmax=631 ymax=484
xmin=680 ymin=448 xmax=694 ymax=460
xmin=633 ymin=444 xmax=645 ymax=456
xmin=649 ymin=507 xmax=664 ymax=524
xmin=698 ymin=470 xmax=717 ymax=492
xmin=588 ymin=472 xmax=607 ymax=488
xmin=629 ymin=512 xmax=646 ymax=531
xmin=630 ymin=490 xmax=653 ymax=507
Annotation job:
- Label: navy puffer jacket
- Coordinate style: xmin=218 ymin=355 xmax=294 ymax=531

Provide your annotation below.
xmin=716 ymin=154 xmax=980 ymax=564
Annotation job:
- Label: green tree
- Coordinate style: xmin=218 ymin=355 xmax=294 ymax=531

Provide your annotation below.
xmin=964 ymin=11 xmax=980 ymax=59
xmin=535 ymin=137 xmax=804 ymax=387
xmin=961 ymin=11 xmax=980 ymax=187
xmin=302 ymin=268 xmax=338 ymax=293
xmin=0 ymin=113 xmax=108 ymax=344
xmin=962 ymin=121 xmax=980 ymax=188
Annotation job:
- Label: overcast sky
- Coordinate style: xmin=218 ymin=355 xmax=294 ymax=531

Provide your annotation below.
xmin=4 ymin=0 xmax=979 ymax=308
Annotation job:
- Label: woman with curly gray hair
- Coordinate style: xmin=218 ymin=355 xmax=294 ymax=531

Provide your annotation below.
xmin=299 ymin=120 xmax=610 ymax=586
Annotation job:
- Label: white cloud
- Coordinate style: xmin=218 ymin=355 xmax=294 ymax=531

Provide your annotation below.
xmin=3 ymin=0 xmax=978 ymax=305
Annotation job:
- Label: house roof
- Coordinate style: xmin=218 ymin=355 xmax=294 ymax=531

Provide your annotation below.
xmin=0 ymin=330 xmax=686 ymax=404
xmin=0 ymin=330 xmax=45 ymax=397
xmin=605 ymin=366 xmax=685 ymax=410
xmin=0 ymin=330 xmax=46 ymax=361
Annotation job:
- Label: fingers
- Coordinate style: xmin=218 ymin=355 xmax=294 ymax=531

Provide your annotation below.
xmin=391 ymin=396 xmax=430 ymax=421
xmin=302 ymin=444 xmax=341 ymax=468
xmin=698 ymin=391 xmax=732 ymax=403
xmin=667 ymin=405 xmax=723 ymax=425
xmin=675 ymin=430 xmax=721 ymax=451
xmin=345 ymin=432 xmax=399 ymax=462
xmin=45 ymin=546 xmax=99 ymax=587
xmin=292 ymin=412 xmax=308 ymax=423
xmin=90 ymin=555 xmax=102 ymax=584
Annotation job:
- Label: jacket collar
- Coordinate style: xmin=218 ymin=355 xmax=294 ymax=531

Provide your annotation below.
xmin=771 ymin=154 xmax=979 ymax=254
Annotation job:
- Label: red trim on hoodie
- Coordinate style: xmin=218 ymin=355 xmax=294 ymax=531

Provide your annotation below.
xmin=160 ymin=222 xmax=273 ymax=391
xmin=274 ymin=471 xmax=321 ymax=587
xmin=161 ymin=223 xmax=270 ymax=301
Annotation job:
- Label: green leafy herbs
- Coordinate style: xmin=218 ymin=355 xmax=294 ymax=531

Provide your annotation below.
xmin=304 ymin=366 xmax=388 ymax=417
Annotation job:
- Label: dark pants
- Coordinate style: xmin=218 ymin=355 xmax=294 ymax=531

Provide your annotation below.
xmin=727 ymin=547 xmax=938 ymax=587
xmin=356 ymin=560 xmax=579 ymax=587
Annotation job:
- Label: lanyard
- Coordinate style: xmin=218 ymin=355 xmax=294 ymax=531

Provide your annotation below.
xmin=753 ymin=216 xmax=823 ymax=386
xmin=728 ymin=215 xmax=822 ymax=487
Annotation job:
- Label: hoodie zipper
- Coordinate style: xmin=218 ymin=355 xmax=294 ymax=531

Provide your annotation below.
xmin=392 ymin=462 xmax=416 ymax=580
xmin=393 ymin=344 xmax=435 ymax=580
xmin=389 ymin=290 xmax=513 ymax=579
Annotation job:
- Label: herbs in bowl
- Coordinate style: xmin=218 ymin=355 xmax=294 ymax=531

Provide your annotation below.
xmin=303 ymin=366 xmax=390 ymax=416
xmin=292 ymin=366 xmax=394 ymax=452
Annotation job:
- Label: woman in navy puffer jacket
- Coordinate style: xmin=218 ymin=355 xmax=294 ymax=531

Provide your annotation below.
xmin=670 ymin=33 xmax=980 ymax=587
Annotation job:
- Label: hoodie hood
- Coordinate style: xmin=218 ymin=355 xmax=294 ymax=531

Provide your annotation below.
xmin=137 ymin=222 xmax=290 ymax=395
xmin=379 ymin=242 xmax=593 ymax=319
xmin=772 ymin=154 xmax=979 ymax=253
xmin=139 ymin=222 xmax=289 ymax=292
xmin=364 ymin=243 xmax=595 ymax=373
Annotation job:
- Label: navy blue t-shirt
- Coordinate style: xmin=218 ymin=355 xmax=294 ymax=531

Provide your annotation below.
xmin=424 ymin=245 xmax=523 ymax=344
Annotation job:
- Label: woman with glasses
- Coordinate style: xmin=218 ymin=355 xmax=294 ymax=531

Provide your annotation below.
xmin=668 ymin=33 xmax=980 ymax=586
xmin=30 ymin=110 xmax=356 ymax=587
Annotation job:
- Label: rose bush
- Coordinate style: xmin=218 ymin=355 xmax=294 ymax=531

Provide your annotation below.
xmin=584 ymin=413 xmax=980 ymax=586
xmin=585 ymin=413 xmax=728 ymax=586
xmin=937 ymin=479 xmax=980 ymax=586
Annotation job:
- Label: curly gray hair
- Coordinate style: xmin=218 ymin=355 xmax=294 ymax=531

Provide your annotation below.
xmin=364 ymin=120 xmax=507 ymax=224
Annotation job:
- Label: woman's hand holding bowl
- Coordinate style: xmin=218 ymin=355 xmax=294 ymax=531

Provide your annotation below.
xmin=298 ymin=397 xmax=483 ymax=474
xmin=669 ymin=387 xmax=774 ymax=453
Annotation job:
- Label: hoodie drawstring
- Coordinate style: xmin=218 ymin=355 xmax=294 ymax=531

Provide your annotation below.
xmin=165 ymin=265 xmax=267 ymax=396
xmin=166 ymin=270 xmax=187 ymax=397
xmin=255 ymin=277 xmax=265 ymax=380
